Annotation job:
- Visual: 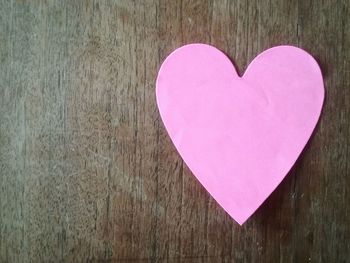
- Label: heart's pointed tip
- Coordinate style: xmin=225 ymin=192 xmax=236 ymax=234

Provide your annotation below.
xmin=230 ymin=213 xmax=250 ymax=226
xmin=234 ymin=217 xmax=248 ymax=226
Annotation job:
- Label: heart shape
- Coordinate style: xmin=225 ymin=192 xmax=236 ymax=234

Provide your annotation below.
xmin=156 ymin=44 xmax=324 ymax=225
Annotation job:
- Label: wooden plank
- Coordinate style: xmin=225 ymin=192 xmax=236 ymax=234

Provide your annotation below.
xmin=0 ymin=0 xmax=349 ymax=262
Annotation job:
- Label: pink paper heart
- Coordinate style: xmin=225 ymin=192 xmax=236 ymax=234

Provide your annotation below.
xmin=156 ymin=44 xmax=324 ymax=225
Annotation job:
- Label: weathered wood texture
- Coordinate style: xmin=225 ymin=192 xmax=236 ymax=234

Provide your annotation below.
xmin=0 ymin=0 xmax=349 ymax=262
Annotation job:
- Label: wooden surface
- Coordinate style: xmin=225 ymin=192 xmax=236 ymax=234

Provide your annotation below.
xmin=1 ymin=0 xmax=349 ymax=262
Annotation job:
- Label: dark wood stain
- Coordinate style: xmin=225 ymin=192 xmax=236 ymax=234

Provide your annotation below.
xmin=0 ymin=0 xmax=349 ymax=262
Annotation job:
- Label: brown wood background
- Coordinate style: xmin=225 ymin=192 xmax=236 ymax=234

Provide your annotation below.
xmin=1 ymin=0 xmax=349 ymax=262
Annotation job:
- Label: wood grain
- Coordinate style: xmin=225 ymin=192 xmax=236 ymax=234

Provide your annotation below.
xmin=0 ymin=0 xmax=349 ymax=262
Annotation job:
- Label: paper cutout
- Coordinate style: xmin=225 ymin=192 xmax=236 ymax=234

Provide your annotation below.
xmin=156 ymin=44 xmax=324 ymax=225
